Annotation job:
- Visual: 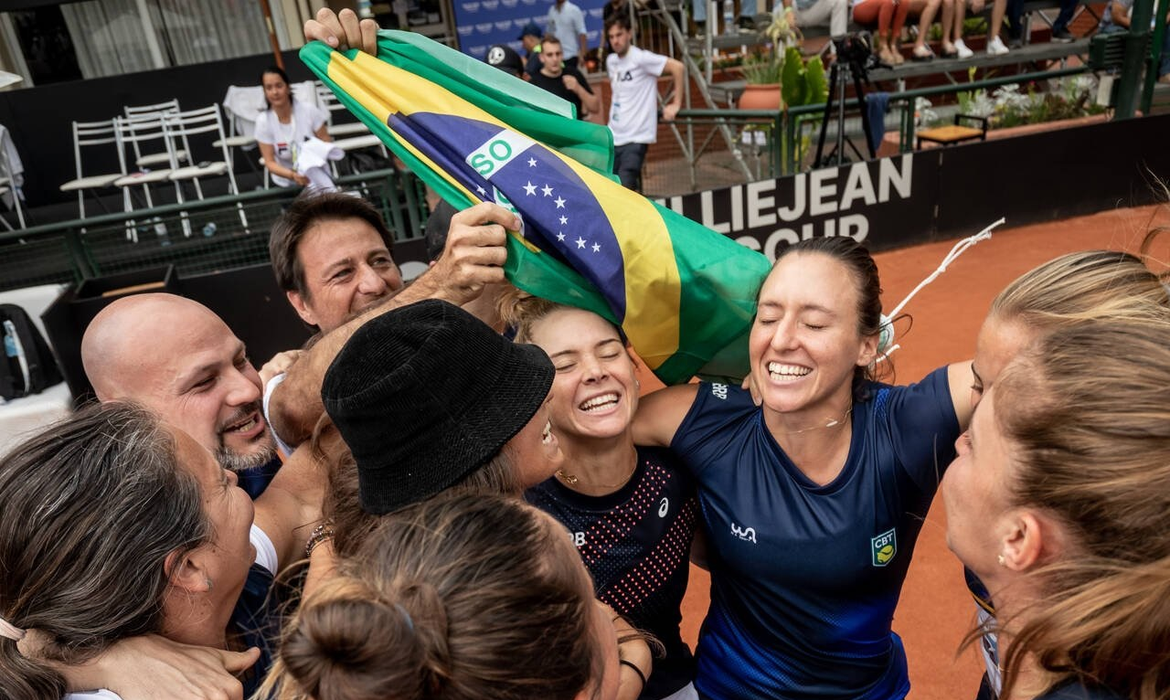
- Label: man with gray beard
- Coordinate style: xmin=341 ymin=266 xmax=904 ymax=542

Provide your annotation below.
xmin=82 ymin=293 xmax=281 ymax=497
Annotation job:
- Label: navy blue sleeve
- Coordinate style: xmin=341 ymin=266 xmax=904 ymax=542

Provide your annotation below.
xmin=880 ymin=366 xmax=962 ymax=493
xmin=670 ymin=381 xmax=757 ymax=476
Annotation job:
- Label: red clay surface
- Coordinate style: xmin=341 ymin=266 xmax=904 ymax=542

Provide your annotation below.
xmin=637 ymin=203 xmax=1170 ymax=699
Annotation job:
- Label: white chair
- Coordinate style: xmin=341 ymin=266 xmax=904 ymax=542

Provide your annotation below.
xmin=112 ymin=116 xmax=174 ymax=213
xmin=314 ymin=81 xmax=371 ymax=138
xmin=59 ymin=119 xmax=125 ymax=220
xmin=0 ymin=124 xmax=25 ymax=230
xmin=123 ymin=99 xmax=190 ymax=170
xmin=161 ymin=105 xmax=248 ymax=233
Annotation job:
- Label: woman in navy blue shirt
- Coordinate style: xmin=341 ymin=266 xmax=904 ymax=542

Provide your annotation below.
xmin=634 ymin=237 xmax=974 ymax=700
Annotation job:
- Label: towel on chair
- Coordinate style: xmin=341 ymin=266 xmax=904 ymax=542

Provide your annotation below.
xmin=296 ymin=137 xmax=344 ymax=193
xmin=864 ymin=92 xmax=890 ymax=156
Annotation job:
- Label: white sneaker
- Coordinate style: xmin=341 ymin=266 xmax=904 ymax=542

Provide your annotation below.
xmin=986 ymin=35 xmax=1009 ymax=55
xmin=954 ymin=39 xmax=974 ymax=59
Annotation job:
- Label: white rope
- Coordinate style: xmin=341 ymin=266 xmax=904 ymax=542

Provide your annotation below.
xmin=877 ymin=217 xmax=1005 ymax=359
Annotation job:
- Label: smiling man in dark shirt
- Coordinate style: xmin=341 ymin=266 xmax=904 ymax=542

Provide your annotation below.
xmin=527 ymin=34 xmax=600 ymax=120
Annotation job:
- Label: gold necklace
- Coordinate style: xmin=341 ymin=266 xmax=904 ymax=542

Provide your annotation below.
xmin=556 ymin=461 xmax=638 ymax=490
xmin=776 ymin=406 xmax=853 ymax=436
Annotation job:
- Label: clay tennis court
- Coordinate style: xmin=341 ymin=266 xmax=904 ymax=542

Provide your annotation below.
xmin=634 ymin=202 xmax=1170 ymax=699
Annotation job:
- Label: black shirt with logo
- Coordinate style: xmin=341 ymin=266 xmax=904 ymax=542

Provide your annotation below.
xmin=527 ymin=447 xmax=698 ymax=699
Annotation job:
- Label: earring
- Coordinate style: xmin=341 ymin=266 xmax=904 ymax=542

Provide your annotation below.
xmin=996 ymin=554 xmax=1006 ymax=567
xmin=205 ymin=577 xmax=214 ymax=591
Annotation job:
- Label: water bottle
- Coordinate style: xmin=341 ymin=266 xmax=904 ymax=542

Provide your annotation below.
xmin=152 ymin=216 xmax=170 ymax=246
xmin=202 ymin=222 xmax=217 ymax=237
xmin=723 ymin=0 xmax=735 ymax=35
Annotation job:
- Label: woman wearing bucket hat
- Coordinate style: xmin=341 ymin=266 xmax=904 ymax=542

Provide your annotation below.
xmin=317 ymin=298 xmax=565 ymax=557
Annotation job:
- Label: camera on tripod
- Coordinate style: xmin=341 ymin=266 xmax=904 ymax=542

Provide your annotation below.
xmin=832 ymin=31 xmax=879 ymax=73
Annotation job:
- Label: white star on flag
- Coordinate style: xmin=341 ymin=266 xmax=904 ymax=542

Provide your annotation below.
xmin=592 ymin=243 xmax=601 ymax=253
xmin=556 ymin=232 xmax=566 ymax=241
xmin=554 ymin=196 xmax=566 ymax=209
xmin=528 ymin=157 xmax=537 ymax=167
xmin=476 ymin=186 xmax=486 ymax=196
xmin=541 ymin=184 xmax=554 ymax=197
xmin=560 ymin=215 xmax=568 ymax=225
xmin=523 ymin=181 xmax=537 ymax=196
xmin=576 ymin=237 xmax=586 ymax=249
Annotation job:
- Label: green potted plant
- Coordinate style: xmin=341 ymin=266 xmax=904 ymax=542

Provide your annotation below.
xmin=739 ymin=11 xmax=801 ymax=110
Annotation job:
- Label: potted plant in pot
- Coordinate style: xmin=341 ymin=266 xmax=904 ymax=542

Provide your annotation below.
xmin=739 ymin=11 xmax=802 ymax=110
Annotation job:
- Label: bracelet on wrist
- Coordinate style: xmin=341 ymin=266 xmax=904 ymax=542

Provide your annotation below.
xmin=305 ymin=520 xmax=335 ymax=558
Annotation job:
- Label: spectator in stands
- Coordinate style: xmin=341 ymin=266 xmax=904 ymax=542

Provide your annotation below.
xmin=1101 ymin=0 xmax=1170 ymax=82
xmin=942 ymin=0 xmax=1011 ymax=57
xmin=548 ymin=0 xmax=590 ymax=72
xmin=265 ymin=494 xmax=623 ymax=700
xmin=852 ymin=0 xmax=910 ymax=63
xmin=778 ymin=0 xmax=850 ymax=39
xmin=690 ymin=0 xmax=761 ymax=35
xmin=0 ymin=401 xmax=327 ymax=699
xmin=1002 ymin=0 xmax=1077 ymax=44
xmin=255 ymin=65 xmax=334 ymax=190
xmin=519 ymin=21 xmax=545 ymax=77
xmin=485 ymin=43 xmax=526 ymax=78
xmin=81 ymin=293 xmax=282 ymax=498
xmin=905 ymin=0 xmax=946 ymax=60
xmin=605 ymin=13 xmax=685 ymax=192
xmin=530 ymin=34 xmax=601 ymax=119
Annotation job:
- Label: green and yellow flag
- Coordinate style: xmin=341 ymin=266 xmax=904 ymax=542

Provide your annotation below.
xmin=301 ymin=31 xmax=771 ymax=383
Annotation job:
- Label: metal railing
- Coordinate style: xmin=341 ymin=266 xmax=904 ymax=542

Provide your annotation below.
xmin=662 ymin=64 xmax=1094 ymax=190
xmin=0 ymin=169 xmax=428 ymax=292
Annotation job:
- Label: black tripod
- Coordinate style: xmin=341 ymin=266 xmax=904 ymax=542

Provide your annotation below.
xmin=813 ymin=47 xmax=880 ymax=167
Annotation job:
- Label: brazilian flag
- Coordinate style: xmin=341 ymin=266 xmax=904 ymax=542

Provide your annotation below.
xmin=301 ymin=31 xmax=770 ymax=383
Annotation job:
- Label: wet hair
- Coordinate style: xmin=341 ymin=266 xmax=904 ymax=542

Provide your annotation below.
xmin=0 ymin=403 xmax=209 ymax=699
xmin=269 ymin=192 xmax=397 ymax=302
xmin=989 ymin=249 xmax=1170 ymax=331
xmin=313 ymin=416 xmax=520 ymax=559
xmin=266 ymin=493 xmax=604 ymax=700
xmin=770 ymin=237 xmax=885 ymax=399
xmin=991 ymin=318 xmax=1170 ymax=700
xmin=262 ymin=65 xmax=293 ymax=109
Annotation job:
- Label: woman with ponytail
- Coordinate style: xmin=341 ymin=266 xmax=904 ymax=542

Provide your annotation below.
xmin=942 ymin=316 xmax=1170 ymax=700
xmin=962 ymin=248 xmax=1170 ymax=699
xmin=266 ymin=492 xmax=621 ymax=700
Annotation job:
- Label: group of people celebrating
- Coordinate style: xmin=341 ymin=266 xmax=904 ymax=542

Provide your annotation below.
xmin=1 ymin=11 xmax=1168 ymax=700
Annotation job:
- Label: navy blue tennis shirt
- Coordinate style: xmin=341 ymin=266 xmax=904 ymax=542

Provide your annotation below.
xmin=672 ymin=368 xmax=960 ymax=700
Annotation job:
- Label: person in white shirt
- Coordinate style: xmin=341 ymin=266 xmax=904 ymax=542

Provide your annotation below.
xmin=547 ymin=0 xmax=589 ymax=72
xmin=254 ymin=65 xmax=333 ymax=189
xmin=604 ymin=13 xmax=684 ymax=193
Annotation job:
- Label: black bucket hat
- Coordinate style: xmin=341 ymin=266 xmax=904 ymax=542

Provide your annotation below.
xmin=322 ymin=299 xmax=554 ymax=515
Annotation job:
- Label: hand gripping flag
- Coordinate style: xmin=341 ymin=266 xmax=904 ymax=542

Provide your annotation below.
xmin=301 ymin=31 xmax=771 ymax=383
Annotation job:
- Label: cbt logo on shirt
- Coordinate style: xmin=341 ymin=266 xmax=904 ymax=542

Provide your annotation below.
xmin=871 ymin=527 xmax=897 ymax=567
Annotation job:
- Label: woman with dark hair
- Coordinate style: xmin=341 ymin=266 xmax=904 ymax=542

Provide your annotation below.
xmin=255 ymin=65 xmax=332 ymax=189
xmin=504 ymin=296 xmax=698 ymax=700
xmin=0 ymin=402 xmax=327 ymax=700
xmin=942 ymin=317 xmax=1170 ymax=700
xmin=266 ymin=493 xmax=622 ymax=700
xmin=633 ymin=236 xmax=974 ymax=700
